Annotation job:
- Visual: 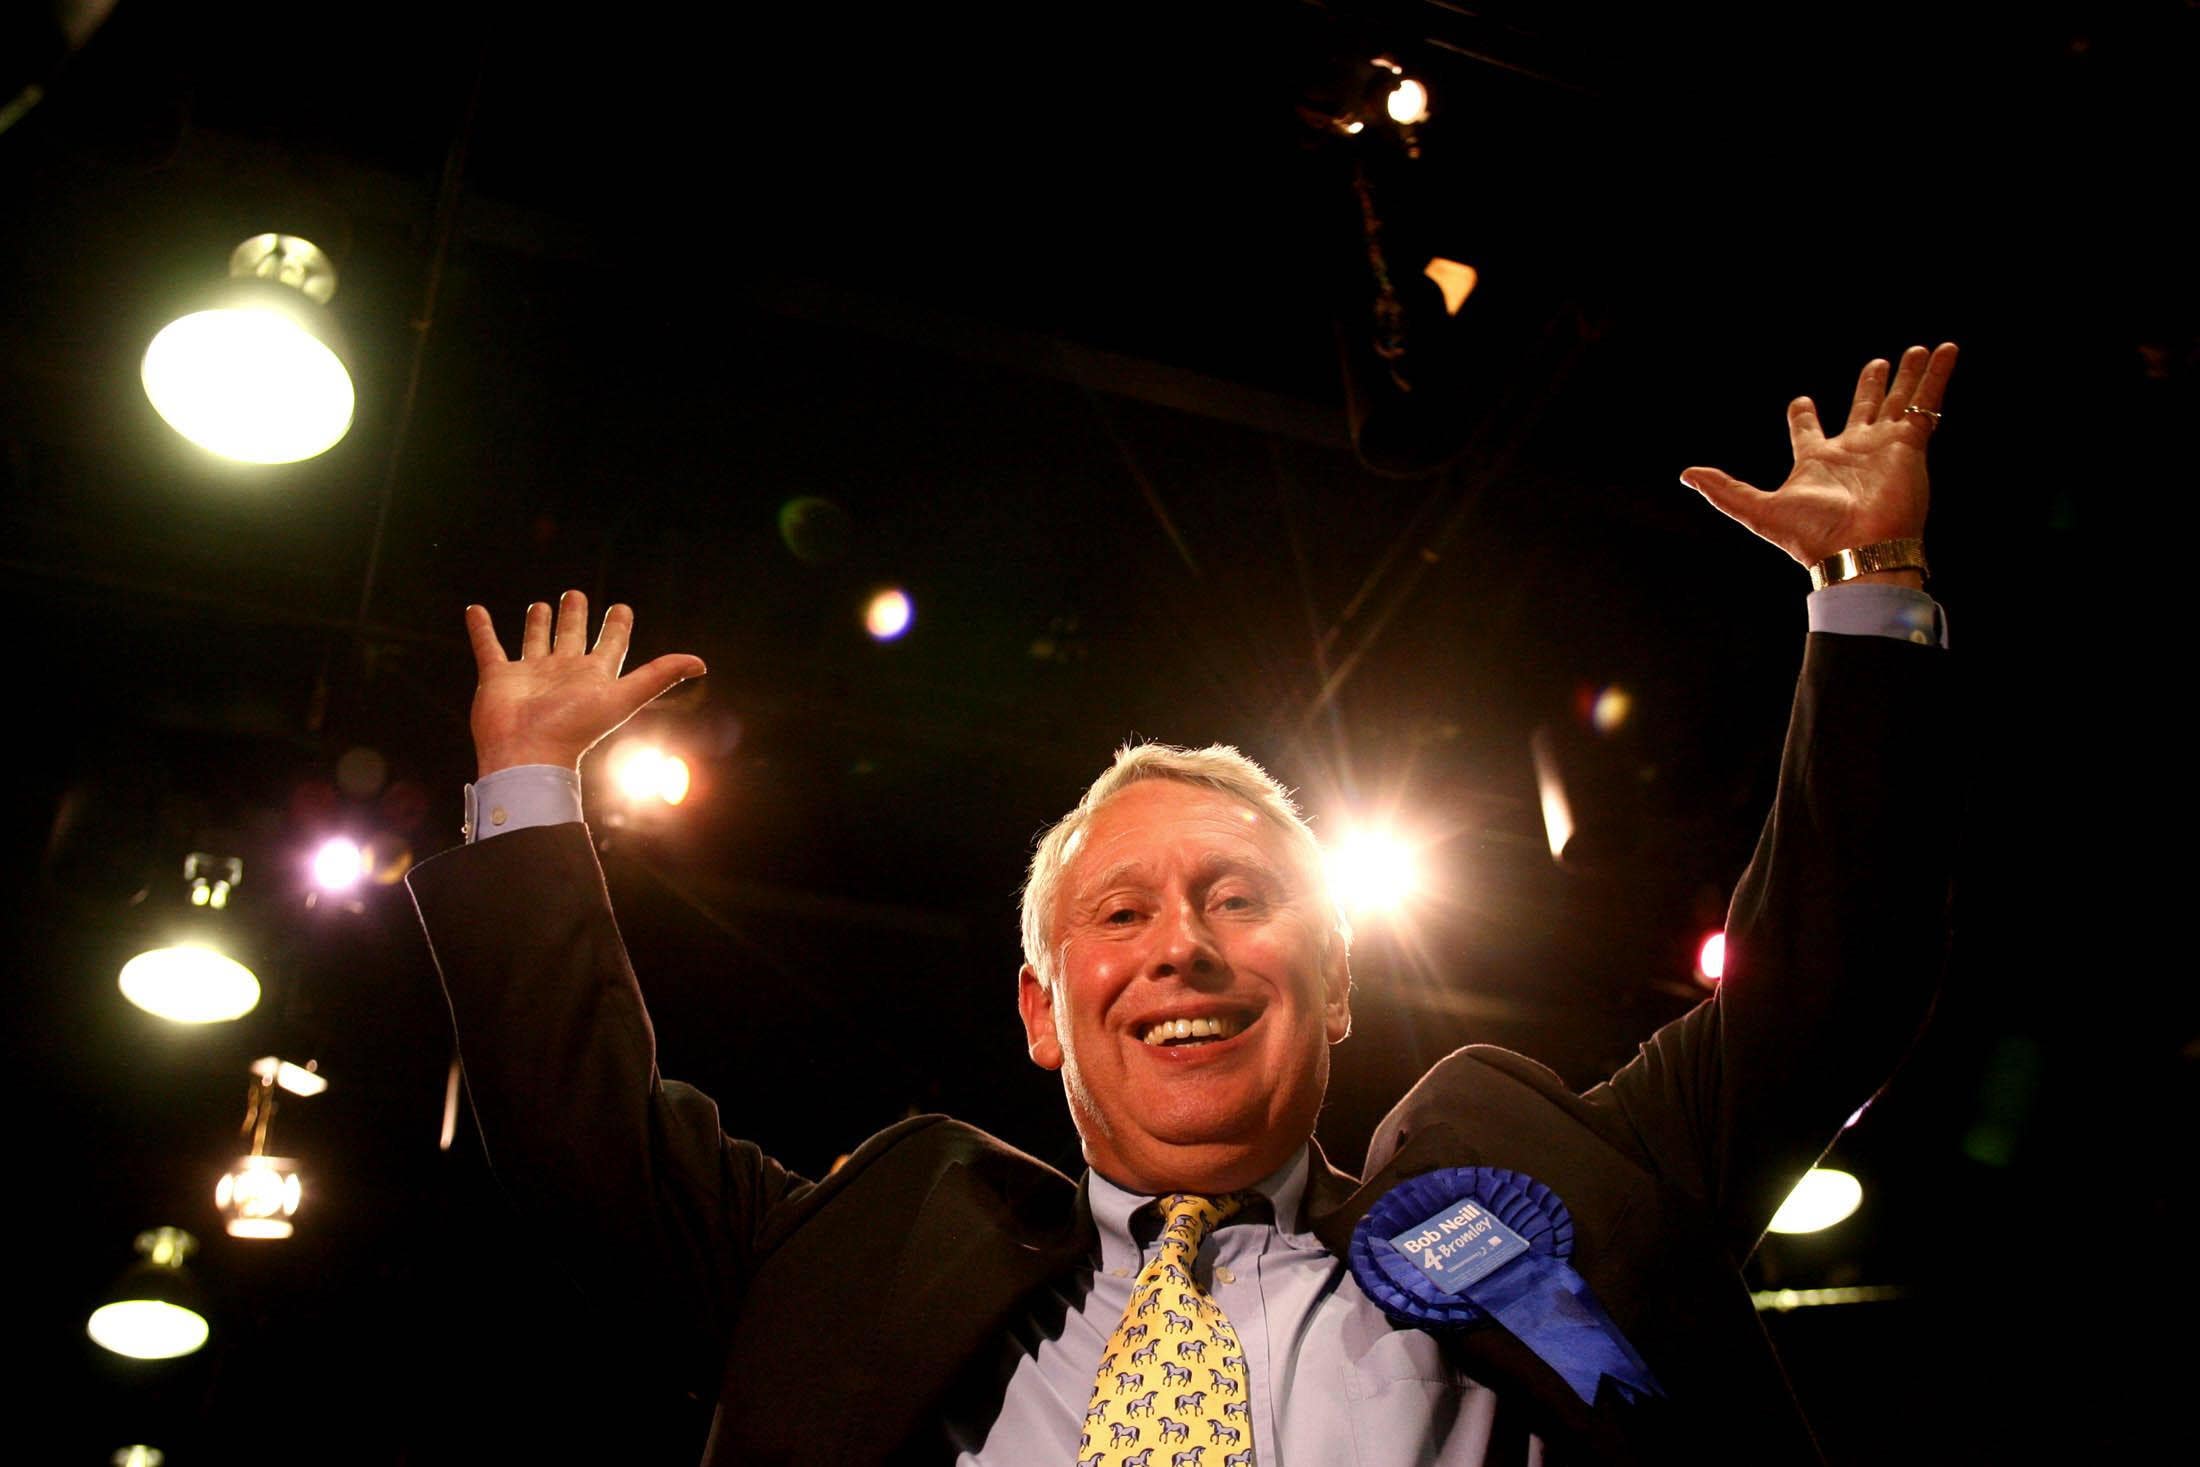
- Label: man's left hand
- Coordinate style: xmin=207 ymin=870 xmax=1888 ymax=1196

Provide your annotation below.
xmin=1681 ymin=342 xmax=1958 ymax=581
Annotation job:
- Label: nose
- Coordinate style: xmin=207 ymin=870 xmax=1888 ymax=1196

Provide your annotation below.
xmin=1147 ymin=898 xmax=1222 ymax=982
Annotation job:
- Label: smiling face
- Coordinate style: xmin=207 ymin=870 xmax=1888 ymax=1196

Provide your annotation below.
xmin=1018 ymin=778 xmax=1352 ymax=1194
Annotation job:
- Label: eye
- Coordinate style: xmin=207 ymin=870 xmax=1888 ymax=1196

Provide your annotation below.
xmin=1212 ymin=891 xmax=1258 ymax=914
xmin=1104 ymin=906 xmax=1141 ymax=925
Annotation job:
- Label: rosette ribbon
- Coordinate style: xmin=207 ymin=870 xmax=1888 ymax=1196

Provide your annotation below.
xmin=1348 ymin=1166 xmax=1664 ymax=1407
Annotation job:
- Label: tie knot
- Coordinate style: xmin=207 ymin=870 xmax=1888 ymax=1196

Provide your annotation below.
xmin=1155 ymin=1192 xmax=1252 ymax=1252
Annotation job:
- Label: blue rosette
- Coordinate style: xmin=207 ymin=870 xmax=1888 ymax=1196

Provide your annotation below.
xmin=1348 ymin=1166 xmax=1663 ymax=1407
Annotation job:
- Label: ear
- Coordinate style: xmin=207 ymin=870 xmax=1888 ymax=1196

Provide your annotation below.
xmin=1018 ymin=962 xmax=1065 ymax=1071
xmin=1322 ymin=936 xmax=1353 ymax=1044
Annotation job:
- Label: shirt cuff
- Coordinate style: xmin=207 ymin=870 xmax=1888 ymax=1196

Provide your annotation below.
xmin=1807 ymin=583 xmax=1948 ymax=649
xmin=463 ymin=765 xmax=583 ymax=843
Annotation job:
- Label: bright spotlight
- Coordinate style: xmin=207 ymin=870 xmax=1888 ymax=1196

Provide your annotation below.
xmin=87 ymin=1299 xmax=210 ymax=1360
xmin=656 ymin=754 xmax=691 ymax=805
xmin=865 ymin=587 xmax=914 ymax=641
xmin=1696 ymin=930 xmax=1726 ymax=983
xmin=310 ymin=837 xmax=365 ymax=892
xmin=608 ymin=744 xmax=691 ymax=806
xmin=1325 ymin=828 xmax=1422 ymax=916
xmin=216 ymin=1155 xmax=303 ymax=1240
xmin=1766 ymin=1167 xmax=1864 ymax=1234
xmin=1386 ymin=76 xmax=1430 ymax=125
xmin=143 ymin=310 xmax=354 ymax=463
xmin=141 ymin=235 xmax=355 ymax=464
xmin=87 ymin=1229 xmax=208 ymax=1360
xmin=119 ymin=945 xmax=260 ymax=1024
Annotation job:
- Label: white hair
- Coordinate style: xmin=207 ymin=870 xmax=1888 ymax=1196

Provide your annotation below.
xmin=1019 ymin=741 xmax=1348 ymax=989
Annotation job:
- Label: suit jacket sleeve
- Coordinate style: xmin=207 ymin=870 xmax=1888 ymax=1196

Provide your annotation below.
xmin=1582 ymin=629 xmax=1953 ymax=1264
xmin=407 ymin=821 xmax=813 ymax=1388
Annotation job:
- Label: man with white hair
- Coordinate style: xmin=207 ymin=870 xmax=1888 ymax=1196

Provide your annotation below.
xmin=411 ymin=344 xmax=1957 ymax=1464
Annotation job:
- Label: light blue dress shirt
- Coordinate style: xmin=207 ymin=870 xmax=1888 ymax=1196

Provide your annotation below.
xmin=946 ymin=1147 xmax=1539 ymax=1466
xmin=462 ymin=584 xmax=1945 ymax=1462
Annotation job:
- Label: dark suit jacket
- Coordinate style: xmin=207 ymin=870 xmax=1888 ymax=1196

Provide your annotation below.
xmin=409 ymin=631 xmax=1950 ymax=1465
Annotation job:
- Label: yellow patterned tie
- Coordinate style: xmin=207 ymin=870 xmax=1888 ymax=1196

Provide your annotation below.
xmin=1078 ymin=1193 xmax=1255 ymax=1467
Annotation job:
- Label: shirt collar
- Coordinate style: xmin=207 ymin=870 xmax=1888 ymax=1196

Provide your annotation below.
xmin=1086 ymin=1146 xmax=1316 ymax=1275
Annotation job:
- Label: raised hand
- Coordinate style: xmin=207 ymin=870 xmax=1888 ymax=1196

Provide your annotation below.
xmin=1681 ymin=342 xmax=1957 ymax=581
xmin=464 ymin=591 xmax=707 ymax=777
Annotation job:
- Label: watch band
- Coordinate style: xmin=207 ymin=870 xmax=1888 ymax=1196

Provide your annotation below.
xmin=1808 ymin=537 xmax=1929 ymax=591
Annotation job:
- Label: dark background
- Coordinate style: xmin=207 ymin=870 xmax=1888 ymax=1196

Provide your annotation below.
xmin=3 ymin=2 xmax=2187 ymax=1462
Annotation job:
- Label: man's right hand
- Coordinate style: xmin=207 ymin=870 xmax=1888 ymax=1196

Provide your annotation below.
xmin=465 ymin=591 xmax=707 ymax=778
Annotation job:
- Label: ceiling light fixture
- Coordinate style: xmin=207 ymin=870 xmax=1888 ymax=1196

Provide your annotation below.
xmin=119 ymin=854 xmax=260 ymax=1023
xmin=86 ymin=1228 xmax=209 ymax=1360
xmin=142 ymin=233 xmax=356 ymax=464
xmin=215 ymin=1057 xmax=327 ymax=1240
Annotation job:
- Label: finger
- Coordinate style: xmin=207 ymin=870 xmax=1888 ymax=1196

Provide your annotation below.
xmin=1911 ymin=341 xmax=1959 ymax=413
xmin=1881 ymin=344 xmax=1930 ymax=417
xmin=1787 ymin=396 xmax=1825 ymax=455
xmin=1680 ymin=466 xmax=1774 ymax=527
xmin=592 ymin=603 xmax=635 ymax=676
xmin=552 ymin=589 xmax=588 ymax=655
xmin=520 ymin=600 xmax=552 ymax=659
xmin=615 ymin=653 xmax=709 ymax=720
xmin=1841 ymin=362 xmax=1887 ymax=433
xmin=464 ymin=604 xmax=510 ymax=673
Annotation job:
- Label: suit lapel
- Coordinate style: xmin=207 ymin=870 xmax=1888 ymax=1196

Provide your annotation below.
xmin=848 ymin=1159 xmax=1093 ymax=1460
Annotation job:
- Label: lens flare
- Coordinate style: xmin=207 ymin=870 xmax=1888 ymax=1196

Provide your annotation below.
xmin=865 ymin=588 xmax=913 ymax=641
xmin=1324 ymin=828 xmax=1422 ymax=916
xmin=1589 ymin=685 xmax=1632 ymax=735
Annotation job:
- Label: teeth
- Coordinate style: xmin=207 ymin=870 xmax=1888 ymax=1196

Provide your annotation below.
xmin=1140 ymin=1015 xmax=1244 ymax=1046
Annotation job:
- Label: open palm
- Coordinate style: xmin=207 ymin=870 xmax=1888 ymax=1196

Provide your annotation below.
xmin=465 ymin=591 xmax=706 ymax=777
xmin=1684 ymin=343 xmax=1957 ymax=570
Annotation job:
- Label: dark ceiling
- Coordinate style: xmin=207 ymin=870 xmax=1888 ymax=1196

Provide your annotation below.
xmin=3 ymin=2 xmax=2188 ymax=1462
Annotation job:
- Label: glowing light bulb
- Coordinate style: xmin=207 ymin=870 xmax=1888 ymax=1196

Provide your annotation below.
xmin=865 ymin=588 xmax=913 ymax=641
xmin=216 ymin=1155 xmax=303 ymax=1240
xmin=608 ymin=744 xmax=692 ymax=807
xmin=311 ymin=837 xmax=365 ymax=891
xmin=1386 ymin=77 xmax=1430 ymax=125
xmin=86 ymin=1300 xmax=209 ymax=1360
xmin=656 ymin=754 xmax=690 ymax=805
xmin=88 ymin=1229 xmax=207 ymax=1359
xmin=1766 ymin=1167 xmax=1864 ymax=1234
xmin=119 ymin=945 xmax=260 ymax=1023
xmin=1696 ymin=931 xmax=1727 ymax=983
xmin=142 ymin=307 xmax=354 ymax=464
